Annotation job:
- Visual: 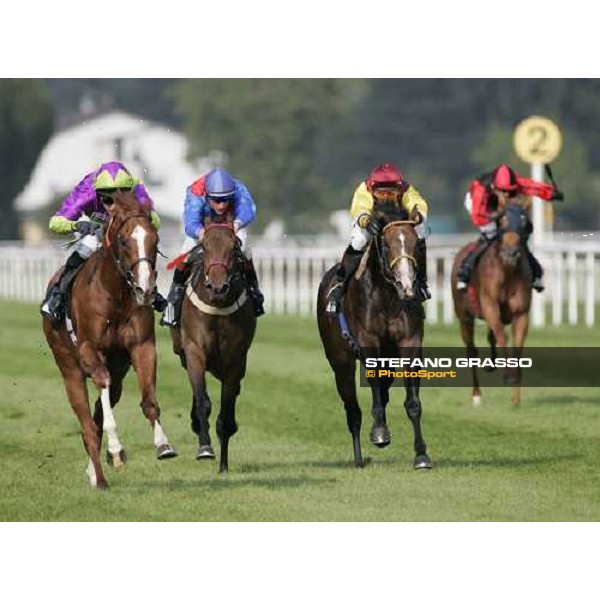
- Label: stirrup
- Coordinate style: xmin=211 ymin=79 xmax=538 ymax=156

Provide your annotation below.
xmin=532 ymin=278 xmax=545 ymax=292
xmin=249 ymin=288 xmax=265 ymax=317
xmin=420 ymin=285 xmax=432 ymax=301
xmin=456 ymin=280 xmax=468 ymax=291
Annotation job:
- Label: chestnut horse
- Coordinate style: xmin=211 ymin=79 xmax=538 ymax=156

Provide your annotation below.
xmin=170 ymin=218 xmax=257 ymax=473
xmin=451 ymin=202 xmax=533 ymax=407
xmin=43 ymin=191 xmax=177 ymax=489
xmin=317 ymin=204 xmax=432 ymax=470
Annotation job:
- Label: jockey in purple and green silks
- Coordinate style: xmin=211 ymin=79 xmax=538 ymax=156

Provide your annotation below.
xmin=40 ymin=161 xmax=166 ymax=323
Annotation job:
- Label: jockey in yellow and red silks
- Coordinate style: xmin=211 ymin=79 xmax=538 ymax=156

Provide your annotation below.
xmin=325 ymin=163 xmax=431 ymax=315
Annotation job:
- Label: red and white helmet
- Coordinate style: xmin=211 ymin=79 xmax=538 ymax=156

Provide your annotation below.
xmin=492 ymin=164 xmax=519 ymax=192
xmin=366 ymin=163 xmax=405 ymax=192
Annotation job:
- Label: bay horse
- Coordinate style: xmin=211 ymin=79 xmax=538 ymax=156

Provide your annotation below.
xmin=170 ymin=216 xmax=257 ymax=473
xmin=42 ymin=191 xmax=177 ymax=489
xmin=317 ymin=204 xmax=432 ymax=470
xmin=451 ymin=202 xmax=532 ymax=407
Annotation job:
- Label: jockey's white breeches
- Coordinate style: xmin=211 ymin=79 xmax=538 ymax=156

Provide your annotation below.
xmin=76 ymin=234 xmax=101 ymax=259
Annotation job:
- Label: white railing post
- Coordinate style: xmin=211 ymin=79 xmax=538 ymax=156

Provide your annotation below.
xmin=585 ymin=251 xmax=595 ymax=328
xmin=552 ymin=250 xmax=564 ymax=326
xmin=568 ymin=251 xmax=578 ymax=325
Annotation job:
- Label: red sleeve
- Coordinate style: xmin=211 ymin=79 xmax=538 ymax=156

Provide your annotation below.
xmin=516 ymin=177 xmax=555 ymax=201
xmin=191 ymin=176 xmax=206 ymax=197
xmin=470 ymin=180 xmax=492 ymax=227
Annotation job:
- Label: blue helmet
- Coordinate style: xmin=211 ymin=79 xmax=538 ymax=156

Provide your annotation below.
xmin=205 ymin=168 xmax=236 ymax=201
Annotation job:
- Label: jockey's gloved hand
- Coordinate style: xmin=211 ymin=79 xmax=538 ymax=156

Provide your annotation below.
xmin=75 ymin=221 xmax=97 ymax=236
xmin=366 ymin=218 xmax=382 ymax=236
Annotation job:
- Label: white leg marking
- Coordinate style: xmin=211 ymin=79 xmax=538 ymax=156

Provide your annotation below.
xmin=153 ymin=422 xmax=169 ymax=447
xmin=86 ymin=458 xmax=97 ymax=487
xmin=472 ymin=394 xmax=482 ymax=407
xmin=101 ymin=386 xmax=123 ymax=455
xmin=397 ymin=232 xmax=414 ymax=291
xmin=131 ymin=225 xmax=151 ymax=293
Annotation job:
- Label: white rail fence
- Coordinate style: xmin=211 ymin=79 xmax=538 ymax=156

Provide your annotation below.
xmin=1 ymin=242 xmax=599 ymax=327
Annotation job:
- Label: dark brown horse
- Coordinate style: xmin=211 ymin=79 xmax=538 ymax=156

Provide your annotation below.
xmin=452 ymin=202 xmax=532 ymax=407
xmin=170 ymin=217 xmax=257 ymax=473
xmin=43 ymin=191 xmax=177 ymax=489
xmin=317 ymin=204 xmax=432 ymax=469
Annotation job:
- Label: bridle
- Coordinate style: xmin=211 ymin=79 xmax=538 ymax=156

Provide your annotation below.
xmin=202 ymin=222 xmax=240 ymax=278
xmin=105 ymin=213 xmax=157 ymax=290
xmin=375 ymin=219 xmax=419 ymax=284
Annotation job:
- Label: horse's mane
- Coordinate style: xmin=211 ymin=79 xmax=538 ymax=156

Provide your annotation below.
xmin=374 ymin=202 xmax=409 ymax=225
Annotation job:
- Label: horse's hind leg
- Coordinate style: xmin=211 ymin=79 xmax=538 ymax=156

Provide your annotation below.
xmin=333 ymin=362 xmax=364 ymax=468
xmin=130 ymin=342 xmax=178 ymax=460
xmin=460 ymin=317 xmax=481 ymax=405
xmin=404 ymin=379 xmax=432 ymax=470
xmin=369 ymin=378 xmax=392 ymax=448
xmin=53 ymin=351 xmax=107 ymax=488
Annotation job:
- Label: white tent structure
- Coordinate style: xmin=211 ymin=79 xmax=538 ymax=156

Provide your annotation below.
xmin=15 ymin=111 xmax=222 ymax=230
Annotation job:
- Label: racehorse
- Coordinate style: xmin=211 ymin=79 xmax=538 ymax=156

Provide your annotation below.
xmin=170 ymin=216 xmax=257 ymax=473
xmin=451 ymin=202 xmax=533 ymax=407
xmin=42 ymin=191 xmax=177 ymax=489
xmin=317 ymin=204 xmax=432 ymax=470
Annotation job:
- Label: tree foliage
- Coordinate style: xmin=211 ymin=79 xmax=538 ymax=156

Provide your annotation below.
xmin=174 ymin=79 xmax=365 ymax=232
xmin=0 ymin=80 xmax=53 ymax=240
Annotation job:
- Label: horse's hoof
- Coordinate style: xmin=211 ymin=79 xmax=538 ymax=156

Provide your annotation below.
xmin=97 ymin=479 xmax=109 ymax=490
xmin=219 ymin=465 xmax=229 ymax=474
xmin=196 ymin=445 xmax=216 ymax=460
xmin=370 ymin=425 xmax=391 ymax=448
xmin=106 ymin=449 xmax=127 ymax=469
xmin=414 ymin=454 xmax=433 ymax=470
xmin=156 ymin=444 xmax=178 ymax=460
xmin=355 ymin=460 xmax=365 ymax=469
xmin=472 ymin=395 xmax=481 ymax=406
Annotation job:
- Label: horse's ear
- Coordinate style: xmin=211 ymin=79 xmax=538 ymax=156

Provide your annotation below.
xmin=409 ymin=205 xmax=422 ymax=224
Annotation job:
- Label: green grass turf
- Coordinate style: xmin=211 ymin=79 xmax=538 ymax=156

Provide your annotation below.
xmin=0 ymin=301 xmax=598 ymax=521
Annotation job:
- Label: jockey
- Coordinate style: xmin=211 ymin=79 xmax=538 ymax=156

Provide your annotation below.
xmin=160 ymin=167 xmax=265 ymax=327
xmin=40 ymin=161 xmax=165 ymax=323
xmin=456 ymin=163 xmax=563 ymax=292
xmin=325 ymin=163 xmax=430 ymax=316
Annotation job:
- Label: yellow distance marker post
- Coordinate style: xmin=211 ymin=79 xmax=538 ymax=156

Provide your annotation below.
xmin=513 ymin=115 xmax=563 ymax=328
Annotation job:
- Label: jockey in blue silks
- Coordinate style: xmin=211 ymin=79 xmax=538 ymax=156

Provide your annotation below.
xmin=160 ymin=168 xmax=265 ymax=327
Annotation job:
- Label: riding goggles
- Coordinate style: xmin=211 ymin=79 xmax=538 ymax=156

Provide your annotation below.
xmin=372 ymin=188 xmax=402 ymax=202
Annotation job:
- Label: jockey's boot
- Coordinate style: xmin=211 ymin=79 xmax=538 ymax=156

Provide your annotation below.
xmin=243 ymin=258 xmax=265 ymax=317
xmin=152 ymin=290 xmax=168 ymax=312
xmin=456 ymin=237 xmax=491 ymax=291
xmin=325 ymin=245 xmax=364 ymax=316
xmin=40 ymin=251 xmax=86 ymax=322
xmin=525 ymin=246 xmax=545 ymax=292
xmin=417 ymin=239 xmax=431 ymax=301
xmin=160 ymin=268 xmax=188 ymax=328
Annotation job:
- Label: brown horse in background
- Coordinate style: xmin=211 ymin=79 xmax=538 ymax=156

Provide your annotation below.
xmin=452 ymin=202 xmax=533 ymax=407
xmin=170 ymin=217 xmax=257 ymax=473
xmin=317 ymin=204 xmax=432 ymax=470
xmin=43 ymin=191 xmax=177 ymax=489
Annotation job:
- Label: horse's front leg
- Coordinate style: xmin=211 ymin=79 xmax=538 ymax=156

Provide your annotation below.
xmin=79 ymin=341 xmax=127 ymax=469
xmin=509 ymin=312 xmax=530 ymax=407
xmin=184 ymin=346 xmax=215 ymax=460
xmin=216 ymin=368 xmax=244 ymax=474
xmin=459 ymin=317 xmax=481 ymax=405
xmin=403 ymin=376 xmax=432 ymax=469
xmin=369 ymin=378 xmax=392 ymax=448
xmin=129 ymin=342 xmax=178 ymax=460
